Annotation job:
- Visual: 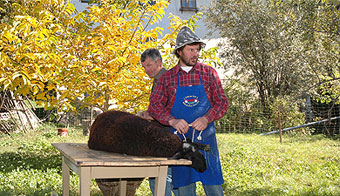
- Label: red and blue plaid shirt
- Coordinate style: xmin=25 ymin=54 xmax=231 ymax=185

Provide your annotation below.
xmin=148 ymin=62 xmax=229 ymax=125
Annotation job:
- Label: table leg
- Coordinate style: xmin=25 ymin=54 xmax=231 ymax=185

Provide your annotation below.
xmin=119 ymin=179 xmax=127 ymax=196
xmin=79 ymin=167 xmax=91 ymax=196
xmin=62 ymin=156 xmax=70 ymax=196
xmin=154 ymin=166 xmax=168 ymax=196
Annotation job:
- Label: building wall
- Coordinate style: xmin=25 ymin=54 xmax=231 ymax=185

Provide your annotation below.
xmin=151 ymin=0 xmax=219 ymax=39
xmin=70 ymin=0 xmax=88 ymax=12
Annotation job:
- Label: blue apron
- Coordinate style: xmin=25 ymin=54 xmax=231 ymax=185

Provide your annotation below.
xmin=170 ymin=73 xmax=224 ymax=188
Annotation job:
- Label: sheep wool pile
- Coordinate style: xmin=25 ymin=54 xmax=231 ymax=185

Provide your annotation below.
xmin=88 ymin=110 xmax=182 ymax=157
xmin=87 ymin=110 xmax=210 ymax=196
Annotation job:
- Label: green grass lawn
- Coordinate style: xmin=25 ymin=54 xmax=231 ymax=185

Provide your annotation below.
xmin=0 ymin=123 xmax=339 ymax=195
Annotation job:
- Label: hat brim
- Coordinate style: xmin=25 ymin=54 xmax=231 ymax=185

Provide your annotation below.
xmin=172 ymin=41 xmax=206 ymax=54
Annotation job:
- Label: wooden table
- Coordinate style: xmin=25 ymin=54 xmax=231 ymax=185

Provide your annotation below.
xmin=52 ymin=143 xmax=192 ymax=196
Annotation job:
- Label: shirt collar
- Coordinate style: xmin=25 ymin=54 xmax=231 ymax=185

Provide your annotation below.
xmin=174 ymin=62 xmax=202 ymax=74
xmin=154 ymin=68 xmax=166 ymax=81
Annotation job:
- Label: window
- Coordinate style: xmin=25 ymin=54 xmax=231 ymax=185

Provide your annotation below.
xmin=180 ymin=0 xmax=198 ymax=12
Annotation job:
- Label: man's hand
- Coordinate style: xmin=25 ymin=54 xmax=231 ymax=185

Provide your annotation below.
xmin=191 ymin=116 xmax=209 ymax=131
xmin=139 ymin=111 xmax=154 ymax=121
xmin=169 ymin=119 xmax=190 ymax=134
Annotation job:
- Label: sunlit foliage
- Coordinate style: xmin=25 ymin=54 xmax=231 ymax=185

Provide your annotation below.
xmin=0 ymin=0 xmax=212 ymax=113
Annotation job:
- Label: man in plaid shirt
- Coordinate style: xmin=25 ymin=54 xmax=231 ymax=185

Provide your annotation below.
xmin=148 ymin=26 xmax=229 ymax=196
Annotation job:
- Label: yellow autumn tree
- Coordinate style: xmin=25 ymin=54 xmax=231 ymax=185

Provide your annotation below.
xmin=0 ymin=0 xmax=217 ymax=114
xmin=61 ymin=0 xmax=171 ymax=112
xmin=0 ymin=0 xmax=78 ymax=109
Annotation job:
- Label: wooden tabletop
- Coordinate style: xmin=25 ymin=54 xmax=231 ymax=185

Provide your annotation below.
xmin=52 ymin=143 xmax=192 ymax=167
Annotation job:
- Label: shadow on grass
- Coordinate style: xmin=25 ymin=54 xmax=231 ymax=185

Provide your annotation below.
xmin=224 ymin=186 xmax=340 ymax=196
xmin=0 ymin=189 xmax=103 ymax=196
xmin=0 ymin=151 xmax=61 ymax=173
xmin=224 ymin=187 xmax=285 ymax=196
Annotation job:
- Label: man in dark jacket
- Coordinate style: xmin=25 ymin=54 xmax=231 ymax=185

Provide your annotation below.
xmin=139 ymin=48 xmax=167 ymax=121
xmin=140 ymin=48 xmax=178 ymax=196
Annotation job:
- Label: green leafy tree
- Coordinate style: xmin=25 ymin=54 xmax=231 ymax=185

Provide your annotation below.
xmin=204 ymin=0 xmax=340 ymax=107
xmin=204 ymin=0 xmax=340 ymax=133
xmin=290 ymin=0 xmax=340 ymax=104
xmin=204 ymin=0 xmax=319 ymax=113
